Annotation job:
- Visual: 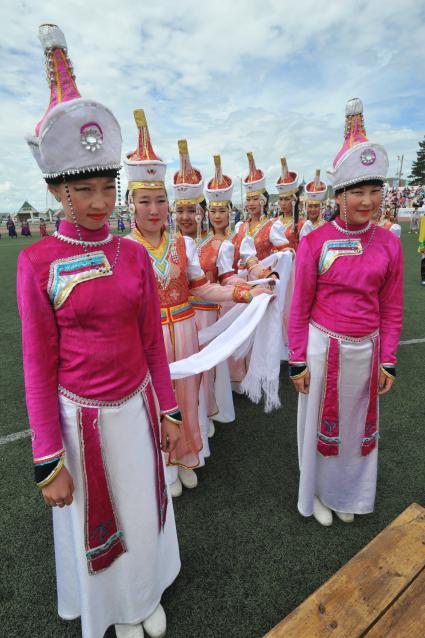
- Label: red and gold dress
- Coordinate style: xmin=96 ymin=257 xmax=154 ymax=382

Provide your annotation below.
xmin=280 ymin=217 xmax=306 ymax=250
xmin=127 ymin=228 xmax=238 ymax=468
xmin=232 ymin=217 xmax=289 ymax=269
xmin=192 ymin=232 xmax=238 ymax=421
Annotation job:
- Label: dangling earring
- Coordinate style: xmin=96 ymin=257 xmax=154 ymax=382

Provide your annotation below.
xmin=195 ymin=213 xmax=202 ymax=244
xmin=169 ymin=209 xmax=178 ymax=261
xmin=116 ymin=169 xmax=122 ymax=208
xmin=343 ymin=188 xmax=349 ymax=229
xmin=127 ymin=190 xmax=136 ymax=231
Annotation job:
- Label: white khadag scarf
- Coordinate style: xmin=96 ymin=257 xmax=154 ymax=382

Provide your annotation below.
xmin=169 ymin=251 xmax=294 ymax=412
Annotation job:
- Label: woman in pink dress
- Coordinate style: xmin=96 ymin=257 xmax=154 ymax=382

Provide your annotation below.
xmin=124 ymin=110 xmax=271 ymax=497
xmin=18 ymin=25 xmax=180 ymax=638
xmin=288 ymin=98 xmax=403 ymax=527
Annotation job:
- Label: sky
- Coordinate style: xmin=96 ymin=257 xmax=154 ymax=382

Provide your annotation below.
xmin=0 ymin=0 xmax=424 ymax=212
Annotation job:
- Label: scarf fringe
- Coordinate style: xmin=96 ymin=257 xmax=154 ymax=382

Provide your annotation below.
xmin=241 ymin=372 xmax=281 ymax=413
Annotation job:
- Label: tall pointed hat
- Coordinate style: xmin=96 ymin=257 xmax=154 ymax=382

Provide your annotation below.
xmin=26 ymin=24 xmax=121 ymax=180
xmin=124 ymin=109 xmax=167 ymax=189
xmin=205 ymin=155 xmax=233 ymax=205
xmin=304 ymin=169 xmax=327 ymax=203
xmin=173 ymin=140 xmax=204 ymax=204
xmin=327 ymin=98 xmax=388 ymax=191
xmin=243 ymin=152 xmax=266 ymax=197
xmin=275 ymin=157 xmax=299 ymax=195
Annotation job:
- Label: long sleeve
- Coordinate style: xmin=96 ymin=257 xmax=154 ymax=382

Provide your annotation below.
xmin=184 ymin=236 xmax=235 ymax=302
xmin=389 ymin=224 xmax=401 ymax=238
xmin=139 ymin=249 xmax=178 ymax=414
xmin=299 ymin=220 xmax=313 ymax=239
xmin=269 ymin=219 xmax=290 ymax=249
xmin=287 ymin=238 xmax=318 ymax=363
xmin=16 ymin=251 xmax=63 ymax=464
xmin=378 ymin=240 xmax=403 ymax=365
xmin=217 ymin=240 xmax=235 ymax=280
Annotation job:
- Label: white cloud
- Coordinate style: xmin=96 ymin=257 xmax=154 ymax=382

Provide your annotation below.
xmin=0 ymin=0 xmax=423 ymax=211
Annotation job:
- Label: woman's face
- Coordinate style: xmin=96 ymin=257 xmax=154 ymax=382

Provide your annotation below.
xmin=133 ymin=187 xmax=169 ymax=234
xmin=49 ymin=176 xmax=116 ymax=230
xmin=175 ymin=203 xmax=200 ymax=237
xmin=246 ymin=194 xmax=262 ymax=216
xmin=208 ymin=205 xmax=230 ymax=232
xmin=306 ymin=203 xmax=321 ymax=222
xmin=278 ymin=194 xmax=293 ymax=216
xmin=336 ymin=184 xmax=382 ymax=226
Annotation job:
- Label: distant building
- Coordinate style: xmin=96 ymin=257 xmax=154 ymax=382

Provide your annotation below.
xmin=16 ymin=201 xmax=39 ymax=222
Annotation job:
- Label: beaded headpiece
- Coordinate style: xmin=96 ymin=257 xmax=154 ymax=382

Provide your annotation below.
xmin=275 ymin=157 xmax=299 ymax=196
xmin=25 ymin=24 xmax=122 ymax=180
xmin=243 ymin=152 xmax=266 ymax=198
xmin=124 ymin=109 xmax=167 ymax=190
xmin=205 ymin=155 xmax=234 ymax=206
xmin=173 ymin=140 xmax=204 ymax=204
xmin=304 ymin=169 xmax=327 ymax=204
xmin=327 ymin=98 xmax=388 ymax=191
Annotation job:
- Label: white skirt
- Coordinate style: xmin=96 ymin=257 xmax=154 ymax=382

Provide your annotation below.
xmin=53 ymin=393 xmax=181 ymax=638
xmin=195 ymin=307 xmax=235 ymax=424
xmin=297 ymin=324 xmax=379 ymax=517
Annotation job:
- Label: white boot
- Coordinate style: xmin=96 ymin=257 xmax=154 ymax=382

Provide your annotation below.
xmin=178 ymin=467 xmax=198 ymax=489
xmin=168 ymin=476 xmax=182 ymax=498
xmin=115 ymin=622 xmax=144 ymax=638
xmin=334 ymin=510 xmax=354 ymax=523
xmin=313 ymin=496 xmax=333 ymax=526
xmin=208 ymin=419 xmax=215 ymax=438
xmin=142 ymin=604 xmax=166 ymax=638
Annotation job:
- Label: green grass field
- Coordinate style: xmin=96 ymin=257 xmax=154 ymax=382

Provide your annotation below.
xmin=0 ymin=224 xmax=424 ymax=638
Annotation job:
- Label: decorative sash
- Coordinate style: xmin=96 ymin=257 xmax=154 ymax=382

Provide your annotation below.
xmin=316 ymin=325 xmax=380 ymax=457
xmin=72 ymin=373 xmax=167 ymax=574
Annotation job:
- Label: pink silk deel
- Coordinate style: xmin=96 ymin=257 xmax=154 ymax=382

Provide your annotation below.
xmin=17 ymin=220 xmax=178 ymax=465
xmin=288 ymin=218 xmax=403 ymax=365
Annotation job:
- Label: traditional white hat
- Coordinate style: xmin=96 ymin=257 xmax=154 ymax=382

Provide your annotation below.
xmin=124 ymin=109 xmax=167 ymax=190
xmin=243 ymin=152 xmax=266 ymax=197
xmin=173 ymin=140 xmax=204 ymax=204
xmin=275 ymin=157 xmax=299 ymax=195
xmin=327 ymin=98 xmax=388 ymax=191
xmin=25 ymin=24 xmax=121 ymax=180
xmin=304 ymin=169 xmax=327 ymax=203
xmin=205 ymin=155 xmax=234 ymax=205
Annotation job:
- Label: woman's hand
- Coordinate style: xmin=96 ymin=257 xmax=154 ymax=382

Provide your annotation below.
xmin=250 ymin=283 xmax=275 ymax=296
xmin=291 ymin=369 xmax=310 ymax=394
xmin=42 ymin=466 xmax=74 ymax=507
xmin=161 ymin=417 xmax=180 ymax=453
xmin=378 ymin=370 xmax=394 ymax=395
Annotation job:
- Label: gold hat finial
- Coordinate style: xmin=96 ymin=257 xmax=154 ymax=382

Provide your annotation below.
xmin=178 ymin=139 xmax=188 ymax=154
xmin=133 ymin=109 xmax=147 ymax=128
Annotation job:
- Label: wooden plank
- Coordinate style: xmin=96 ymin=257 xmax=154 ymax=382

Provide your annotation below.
xmin=264 ymin=503 xmax=425 ymax=638
xmin=363 ymin=566 xmax=425 ymax=637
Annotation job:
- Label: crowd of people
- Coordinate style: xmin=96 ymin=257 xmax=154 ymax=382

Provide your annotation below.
xmin=15 ymin=23 xmax=416 ymax=638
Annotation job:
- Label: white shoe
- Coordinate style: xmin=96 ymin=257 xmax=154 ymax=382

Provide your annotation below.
xmin=178 ymin=467 xmax=198 ymax=489
xmin=142 ymin=604 xmax=166 ymax=638
xmin=231 ymin=382 xmax=243 ymax=394
xmin=168 ymin=476 xmax=182 ymax=498
xmin=208 ymin=419 xmax=215 ymax=438
xmin=313 ymin=496 xmax=333 ymax=526
xmin=115 ymin=622 xmax=144 ymax=638
xmin=335 ymin=510 xmax=354 ymax=523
